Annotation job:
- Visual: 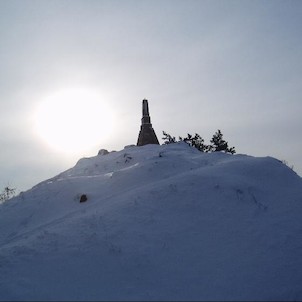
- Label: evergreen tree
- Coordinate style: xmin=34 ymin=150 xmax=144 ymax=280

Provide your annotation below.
xmin=210 ymin=130 xmax=236 ymax=154
xmin=162 ymin=131 xmax=176 ymax=144
xmin=181 ymin=133 xmax=208 ymax=152
xmin=162 ymin=129 xmax=236 ymax=154
xmin=0 ymin=186 xmax=16 ymax=203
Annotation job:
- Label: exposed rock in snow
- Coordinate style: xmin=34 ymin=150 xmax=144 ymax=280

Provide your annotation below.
xmin=97 ymin=148 xmax=109 ymax=156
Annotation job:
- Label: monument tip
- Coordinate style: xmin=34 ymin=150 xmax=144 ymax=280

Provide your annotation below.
xmin=137 ymin=99 xmax=159 ymax=146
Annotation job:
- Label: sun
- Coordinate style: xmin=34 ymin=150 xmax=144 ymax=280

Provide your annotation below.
xmin=34 ymin=89 xmax=115 ymax=153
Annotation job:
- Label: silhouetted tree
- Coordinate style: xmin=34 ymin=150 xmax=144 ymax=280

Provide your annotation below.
xmin=162 ymin=130 xmax=236 ymax=154
xmin=209 ymin=130 xmax=236 ymax=154
xmin=0 ymin=186 xmax=16 ymax=203
xmin=162 ymin=131 xmax=176 ymax=144
xmin=180 ymin=133 xmax=209 ymax=152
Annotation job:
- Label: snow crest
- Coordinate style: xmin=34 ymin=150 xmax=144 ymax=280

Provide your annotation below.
xmin=0 ymin=143 xmax=301 ymax=301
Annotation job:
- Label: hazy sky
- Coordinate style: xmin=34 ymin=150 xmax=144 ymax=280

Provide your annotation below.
xmin=1 ymin=0 xmax=302 ymax=192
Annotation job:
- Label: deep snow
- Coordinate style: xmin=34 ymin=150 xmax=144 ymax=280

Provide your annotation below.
xmin=0 ymin=142 xmax=302 ymax=301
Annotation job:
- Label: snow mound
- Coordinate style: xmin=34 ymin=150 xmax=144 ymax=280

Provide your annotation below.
xmin=0 ymin=142 xmax=302 ymax=301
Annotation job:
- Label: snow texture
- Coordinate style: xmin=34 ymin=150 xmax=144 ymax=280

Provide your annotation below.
xmin=0 ymin=142 xmax=302 ymax=301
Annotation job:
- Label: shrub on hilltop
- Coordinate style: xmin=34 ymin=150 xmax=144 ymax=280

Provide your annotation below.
xmin=162 ymin=129 xmax=236 ymax=154
xmin=0 ymin=186 xmax=16 ymax=203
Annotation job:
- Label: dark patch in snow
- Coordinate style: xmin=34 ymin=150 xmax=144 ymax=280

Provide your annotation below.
xmin=80 ymin=194 xmax=88 ymax=203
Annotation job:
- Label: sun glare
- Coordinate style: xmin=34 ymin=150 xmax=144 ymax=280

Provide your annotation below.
xmin=34 ymin=89 xmax=115 ymax=153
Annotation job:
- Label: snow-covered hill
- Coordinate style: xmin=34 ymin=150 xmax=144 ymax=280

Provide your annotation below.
xmin=0 ymin=142 xmax=302 ymax=301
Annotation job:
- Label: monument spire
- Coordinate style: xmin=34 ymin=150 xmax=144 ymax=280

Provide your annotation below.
xmin=137 ymin=99 xmax=159 ymax=146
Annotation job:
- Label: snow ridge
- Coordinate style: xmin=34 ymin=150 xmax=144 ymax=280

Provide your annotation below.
xmin=0 ymin=143 xmax=301 ymax=301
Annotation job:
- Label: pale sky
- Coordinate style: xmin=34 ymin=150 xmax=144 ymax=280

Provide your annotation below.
xmin=1 ymin=0 xmax=301 ymax=192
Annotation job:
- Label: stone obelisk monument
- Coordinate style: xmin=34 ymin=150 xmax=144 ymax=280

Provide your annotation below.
xmin=137 ymin=99 xmax=159 ymax=146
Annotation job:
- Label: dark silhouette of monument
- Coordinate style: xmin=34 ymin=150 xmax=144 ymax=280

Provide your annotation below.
xmin=137 ymin=99 xmax=159 ymax=146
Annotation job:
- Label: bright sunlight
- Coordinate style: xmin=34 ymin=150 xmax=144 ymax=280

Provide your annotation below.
xmin=34 ymin=89 xmax=115 ymax=153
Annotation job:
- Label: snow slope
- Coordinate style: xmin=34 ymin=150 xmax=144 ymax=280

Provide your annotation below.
xmin=0 ymin=142 xmax=302 ymax=301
